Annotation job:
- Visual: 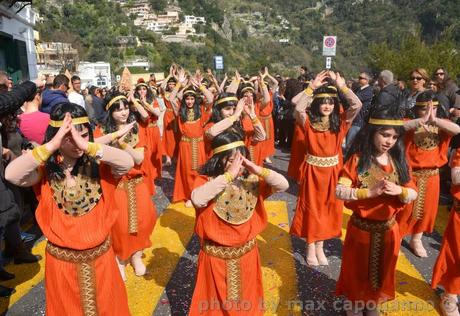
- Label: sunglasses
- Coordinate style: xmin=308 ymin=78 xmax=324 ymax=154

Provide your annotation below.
xmin=435 ymin=72 xmax=445 ymax=76
xmin=410 ymin=76 xmax=424 ymax=81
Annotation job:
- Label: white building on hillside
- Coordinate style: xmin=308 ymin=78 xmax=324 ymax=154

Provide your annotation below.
xmin=184 ymin=15 xmax=206 ymax=26
xmin=77 ymin=61 xmax=111 ymax=88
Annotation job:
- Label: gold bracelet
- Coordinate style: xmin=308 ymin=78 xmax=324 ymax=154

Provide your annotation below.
xmin=199 ymin=85 xmax=206 ymax=91
xmin=31 ymin=145 xmax=52 ymax=164
xmin=223 ymin=172 xmax=234 ymax=183
xmin=258 ymin=168 xmax=270 ymax=178
xmin=251 ymin=117 xmax=260 ymax=125
xmin=119 ymin=142 xmax=128 ymax=150
xmin=228 ymin=115 xmax=237 ymax=123
xmin=399 ymin=187 xmax=408 ymax=200
xmin=86 ymin=142 xmax=102 ymax=157
xmin=339 ymin=86 xmax=349 ymax=94
xmin=304 ymin=86 xmax=314 ymax=96
xmin=356 ymin=188 xmax=369 ymax=200
xmin=175 ymin=82 xmax=182 ymax=90
xmin=111 ymin=131 xmax=118 ymax=141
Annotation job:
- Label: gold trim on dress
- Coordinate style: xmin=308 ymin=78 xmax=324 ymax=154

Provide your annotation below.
xmin=351 ymin=215 xmax=396 ymax=291
xmin=117 ymin=176 xmax=144 ymax=234
xmin=305 ymin=154 xmax=339 ymax=167
xmin=213 ymin=175 xmax=259 ymax=225
xmin=181 ymin=135 xmax=204 ymax=170
xmin=259 ymin=113 xmax=272 ymax=138
xmin=310 ymin=118 xmax=330 ymax=132
xmin=202 ymin=239 xmax=257 ymax=302
xmin=412 ymin=168 xmax=439 ymax=220
xmin=358 ymin=158 xmax=399 ymax=189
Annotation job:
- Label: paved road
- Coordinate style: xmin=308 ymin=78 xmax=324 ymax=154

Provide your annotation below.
xmin=2 ymin=149 xmax=452 ymax=315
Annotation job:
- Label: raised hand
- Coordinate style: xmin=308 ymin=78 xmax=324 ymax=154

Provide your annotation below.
xmin=227 ymin=151 xmax=244 ymax=179
xmin=241 ymin=155 xmax=260 ymax=175
xmin=235 ymin=70 xmax=241 ymax=82
xmin=335 ymin=72 xmax=346 ymax=89
xmin=117 ymin=121 xmax=136 ymax=140
xmin=70 ymin=124 xmax=89 ymax=152
xmin=382 ymin=180 xmax=403 ymax=196
xmin=367 ymin=179 xmax=385 ymax=198
xmin=47 ymin=113 xmax=72 ymax=152
xmin=244 ymin=96 xmax=255 ymax=116
xmin=310 ymin=70 xmax=329 ymax=90
xmin=234 ymin=98 xmax=245 ymax=117
xmin=177 ymin=68 xmax=187 ymax=86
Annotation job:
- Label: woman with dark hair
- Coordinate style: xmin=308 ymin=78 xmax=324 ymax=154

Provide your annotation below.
xmin=5 ymin=102 xmax=133 ymax=315
xmin=335 ymin=105 xmax=417 ymax=316
xmin=432 ymin=147 xmax=460 ymax=316
xmin=134 ymin=82 xmax=163 ymax=190
xmin=399 ymin=90 xmax=460 ymax=258
xmin=289 ymin=70 xmax=362 ymax=266
xmin=168 ymin=69 xmax=208 ymax=208
xmin=188 ymin=132 xmax=288 ymax=316
xmin=204 ymin=92 xmax=266 ymax=158
xmin=285 ymin=78 xmax=308 ymax=181
xmin=94 ymin=90 xmax=156 ymax=280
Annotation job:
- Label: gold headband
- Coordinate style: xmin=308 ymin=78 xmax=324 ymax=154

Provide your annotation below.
xmin=241 ymin=86 xmax=255 ymax=93
xmin=216 ymin=97 xmax=239 ymax=106
xmin=368 ymin=118 xmax=405 ymax=126
xmin=183 ymin=89 xmax=196 ymax=96
xmin=106 ymin=95 xmax=128 ymax=111
xmin=213 ymin=141 xmax=245 ymax=155
xmin=49 ymin=116 xmax=90 ymax=127
xmin=415 ymin=101 xmax=439 ymax=107
xmin=314 ymin=93 xmax=338 ymax=99
xmin=136 ymin=83 xmax=149 ymax=89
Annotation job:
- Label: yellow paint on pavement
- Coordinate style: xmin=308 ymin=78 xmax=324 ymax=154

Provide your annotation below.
xmin=259 ymin=201 xmax=300 ymax=316
xmin=0 ymin=240 xmax=46 ymax=313
xmin=124 ymin=202 xmax=196 ymax=316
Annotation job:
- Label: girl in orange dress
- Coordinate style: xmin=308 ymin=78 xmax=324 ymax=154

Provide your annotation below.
xmin=257 ymin=68 xmax=277 ymax=164
xmin=432 ymin=148 xmax=460 ymax=316
xmin=95 ymin=91 xmax=157 ymax=280
xmin=161 ymin=74 xmax=181 ymax=166
xmin=335 ymin=106 xmax=417 ymax=316
xmin=189 ymin=132 xmax=289 ymax=316
xmin=134 ymin=82 xmax=163 ymax=190
xmin=204 ymin=92 xmax=266 ymax=159
xmin=5 ymin=103 xmax=133 ymax=315
xmin=168 ymin=70 xmax=208 ymax=207
xmin=400 ymin=91 xmax=460 ymax=257
xmin=289 ymin=71 xmax=362 ymax=266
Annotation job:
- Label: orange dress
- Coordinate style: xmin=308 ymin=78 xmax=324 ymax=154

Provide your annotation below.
xmin=290 ymin=112 xmax=350 ymax=243
xmin=189 ymin=175 xmax=274 ymax=316
xmin=95 ymin=126 xmax=157 ymax=261
xmin=336 ymin=154 xmax=416 ymax=302
xmin=287 ymin=123 xmax=306 ymax=181
xmin=397 ymin=126 xmax=452 ymax=236
xmin=162 ymin=94 xmax=180 ymax=158
xmin=35 ymin=164 xmax=130 ymax=315
xmin=258 ymin=93 xmax=275 ymax=160
xmin=144 ymin=101 xmax=163 ymax=185
xmin=172 ymin=114 xmax=207 ymax=202
xmin=242 ymin=115 xmax=263 ymax=166
xmin=432 ymin=149 xmax=460 ymax=294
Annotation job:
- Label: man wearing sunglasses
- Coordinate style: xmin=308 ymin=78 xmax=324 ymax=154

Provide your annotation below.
xmin=433 ymin=67 xmax=459 ymax=108
xmin=40 ymin=74 xmax=70 ymax=114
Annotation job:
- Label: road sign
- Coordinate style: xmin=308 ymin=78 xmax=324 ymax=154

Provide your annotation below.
xmin=214 ymin=55 xmax=224 ymax=70
xmin=325 ymin=57 xmax=332 ymax=69
xmin=322 ymin=36 xmax=337 ymax=56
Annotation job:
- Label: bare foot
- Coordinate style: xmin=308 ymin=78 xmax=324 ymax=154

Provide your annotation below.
xmin=316 ymin=242 xmax=329 ymax=265
xmin=441 ymin=294 xmax=460 ymax=316
xmin=410 ymin=239 xmax=428 ymax=257
xmin=264 ymin=157 xmax=272 ymax=164
xmin=306 ymin=243 xmax=319 ymax=266
xmin=131 ymin=251 xmax=146 ymax=276
xmin=164 ymin=156 xmax=172 ymax=166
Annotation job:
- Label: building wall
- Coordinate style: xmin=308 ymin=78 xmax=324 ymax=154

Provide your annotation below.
xmin=0 ymin=3 xmax=38 ymax=81
xmin=77 ymin=62 xmax=111 ymax=88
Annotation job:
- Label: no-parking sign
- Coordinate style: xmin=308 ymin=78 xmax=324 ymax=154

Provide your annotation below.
xmin=322 ymin=36 xmax=337 ymax=56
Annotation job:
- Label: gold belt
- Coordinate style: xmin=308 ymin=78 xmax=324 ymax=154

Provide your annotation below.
xmin=181 ymin=136 xmax=203 ymax=170
xmin=259 ymin=114 xmax=272 ymax=137
xmin=202 ymin=239 xmax=256 ymax=301
xmin=46 ymin=237 xmax=111 ymax=316
xmin=412 ymin=168 xmax=439 ymax=221
xmin=306 ymin=153 xmax=339 ymax=167
xmin=166 ymin=107 xmax=174 ymax=112
xmin=118 ymin=176 xmax=144 ymax=234
xmin=351 ymin=215 xmax=396 ymax=291
xmin=148 ymin=121 xmax=158 ymax=128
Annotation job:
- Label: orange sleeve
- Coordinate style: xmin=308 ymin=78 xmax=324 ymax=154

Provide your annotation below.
xmin=338 ymin=154 xmax=359 ymax=186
